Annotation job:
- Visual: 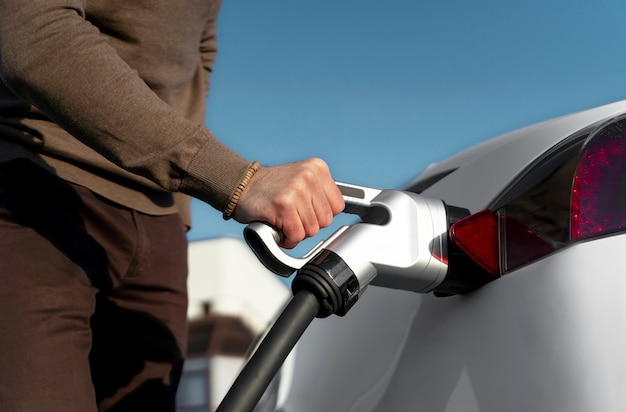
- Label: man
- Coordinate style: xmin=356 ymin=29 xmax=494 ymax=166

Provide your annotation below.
xmin=0 ymin=1 xmax=345 ymax=411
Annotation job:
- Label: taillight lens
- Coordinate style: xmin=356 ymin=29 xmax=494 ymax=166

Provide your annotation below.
xmin=450 ymin=211 xmax=555 ymax=276
xmin=500 ymin=215 xmax=555 ymax=273
xmin=448 ymin=115 xmax=626 ymax=281
xmin=571 ymin=121 xmax=626 ymax=241
xmin=449 ymin=210 xmax=499 ymax=275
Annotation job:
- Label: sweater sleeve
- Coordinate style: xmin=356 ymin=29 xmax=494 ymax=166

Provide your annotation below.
xmin=0 ymin=0 xmax=251 ymax=211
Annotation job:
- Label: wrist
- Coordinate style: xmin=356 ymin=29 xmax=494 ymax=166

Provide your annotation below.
xmin=223 ymin=160 xmax=261 ymax=220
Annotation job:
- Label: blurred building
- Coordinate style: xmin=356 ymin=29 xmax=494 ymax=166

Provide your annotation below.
xmin=176 ymin=237 xmax=291 ymax=412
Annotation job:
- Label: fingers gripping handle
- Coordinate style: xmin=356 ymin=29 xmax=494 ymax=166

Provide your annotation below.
xmin=243 ymin=182 xmax=382 ymax=276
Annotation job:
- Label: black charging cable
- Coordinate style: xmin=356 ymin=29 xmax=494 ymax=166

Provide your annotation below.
xmin=216 ymin=250 xmax=355 ymax=412
xmin=215 ymin=290 xmax=320 ymax=412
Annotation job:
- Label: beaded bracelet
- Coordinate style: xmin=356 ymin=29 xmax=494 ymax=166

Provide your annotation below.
xmin=223 ymin=160 xmax=261 ymax=220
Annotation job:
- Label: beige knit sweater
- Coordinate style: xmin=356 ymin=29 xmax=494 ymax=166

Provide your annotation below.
xmin=0 ymin=0 xmax=252 ymax=226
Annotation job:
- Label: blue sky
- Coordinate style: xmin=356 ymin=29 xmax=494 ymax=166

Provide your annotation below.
xmin=187 ymin=0 xmax=626 ymax=251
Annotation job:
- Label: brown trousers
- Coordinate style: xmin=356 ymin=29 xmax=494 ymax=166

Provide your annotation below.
xmin=0 ymin=159 xmax=189 ymax=411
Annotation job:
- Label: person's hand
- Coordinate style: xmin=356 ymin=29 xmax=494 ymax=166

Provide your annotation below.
xmin=233 ymin=158 xmax=345 ymax=249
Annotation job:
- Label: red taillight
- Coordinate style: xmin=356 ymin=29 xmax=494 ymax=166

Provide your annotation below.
xmin=441 ymin=116 xmax=626 ymax=293
xmin=450 ymin=210 xmax=499 ymax=275
xmin=500 ymin=215 xmax=555 ymax=273
xmin=450 ymin=210 xmax=555 ymax=276
xmin=571 ymin=126 xmax=626 ymax=241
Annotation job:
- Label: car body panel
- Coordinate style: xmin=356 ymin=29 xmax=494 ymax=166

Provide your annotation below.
xmin=278 ymin=100 xmax=626 ymax=411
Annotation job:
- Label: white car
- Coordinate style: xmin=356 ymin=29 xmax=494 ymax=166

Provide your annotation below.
xmin=262 ymin=100 xmax=626 ymax=412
